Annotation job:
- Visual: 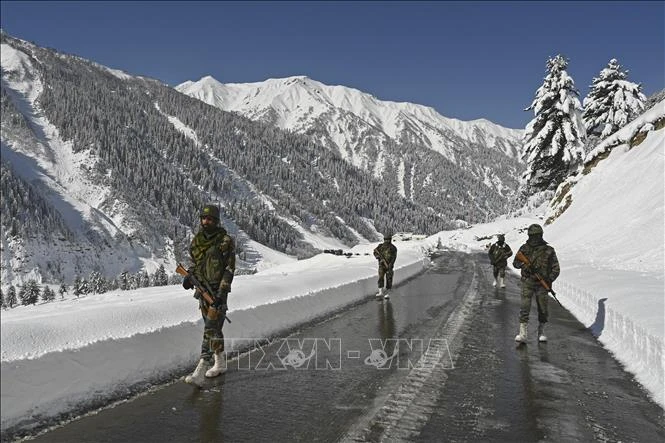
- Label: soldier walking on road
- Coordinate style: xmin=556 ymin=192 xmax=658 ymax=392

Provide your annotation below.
xmin=512 ymin=224 xmax=560 ymax=343
xmin=373 ymin=234 xmax=397 ymax=299
xmin=182 ymin=204 xmax=236 ymax=385
xmin=488 ymin=234 xmax=513 ymax=288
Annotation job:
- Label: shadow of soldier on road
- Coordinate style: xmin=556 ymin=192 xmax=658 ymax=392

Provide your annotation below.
xmin=186 ymin=376 xmax=226 ymax=443
xmin=378 ymin=300 xmax=396 ymax=341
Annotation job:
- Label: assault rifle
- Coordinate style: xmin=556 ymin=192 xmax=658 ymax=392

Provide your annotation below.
xmin=515 ymin=251 xmax=563 ymax=307
xmin=374 ymin=248 xmax=392 ymax=270
xmin=175 ymin=263 xmax=231 ymax=323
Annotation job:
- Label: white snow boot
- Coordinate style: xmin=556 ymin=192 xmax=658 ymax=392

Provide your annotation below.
xmin=376 ymin=288 xmax=384 ymax=298
xmin=538 ymin=323 xmax=548 ymax=342
xmin=185 ymin=358 xmax=209 ymax=385
xmin=499 ymin=277 xmax=505 ymax=288
xmin=515 ymin=323 xmax=528 ymax=343
xmin=493 ymin=278 xmax=497 ymax=287
xmin=205 ymin=352 xmax=227 ymax=378
xmin=383 ymin=289 xmax=390 ymax=299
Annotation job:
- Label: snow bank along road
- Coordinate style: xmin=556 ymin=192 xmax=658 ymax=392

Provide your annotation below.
xmin=18 ymin=252 xmax=665 ymax=443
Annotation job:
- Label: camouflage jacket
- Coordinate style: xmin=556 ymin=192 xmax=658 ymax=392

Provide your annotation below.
xmin=373 ymin=242 xmax=397 ymax=268
xmin=190 ymin=226 xmax=236 ymax=292
xmin=512 ymin=239 xmax=560 ymax=284
xmin=488 ymin=242 xmax=513 ymax=267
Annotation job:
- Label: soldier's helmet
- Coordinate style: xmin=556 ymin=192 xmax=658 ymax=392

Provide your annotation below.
xmin=383 ymin=232 xmax=392 ymax=241
xmin=200 ymin=204 xmax=221 ymax=221
xmin=497 ymin=234 xmax=505 ymax=242
xmin=527 ymin=224 xmax=543 ymax=236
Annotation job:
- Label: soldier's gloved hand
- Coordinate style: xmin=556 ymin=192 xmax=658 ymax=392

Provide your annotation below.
xmin=182 ymin=276 xmax=194 ymax=290
xmin=219 ymin=280 xmax=231 ymax=293
xmin=214 ymin=286 xmax=229 ymax=309
xmin=212 ymin=296 xmax=227 ymax=313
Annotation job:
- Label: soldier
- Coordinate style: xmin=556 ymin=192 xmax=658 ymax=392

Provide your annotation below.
xmin=488 ymin=234 xmax=513 ymax=288
xmin=512 ymin=224 xmax=560 ymax=343
xmin=373 ymin=233 xmax=397 ymax=299
xmin=182 ymin=204 xmax=236 ymax=384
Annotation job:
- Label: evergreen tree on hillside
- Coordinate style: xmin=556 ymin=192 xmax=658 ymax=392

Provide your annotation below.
xmin=6 ymin=285 xmax=17 ymax=308
xmin=73 ymin=276 xmax=83 ymax=297
xmin=521 ymin=54 xmax=585 ymax=196
xmin=88 ymin=271 xmax=107 ymax=294
xmin=19 ymin=280 xmax=40 ymax=305
xmin=119 ymin=271 xmax=129 ymax=290
xmin=582 ymin=59 xmax=646 ymax=138
xmin=59 ymin=283 xmax=68 ymax=299
xmin=153 ymin=264 xmax=168 ymax=286
xmin=41 ymin=285 xmax=56 ymax=302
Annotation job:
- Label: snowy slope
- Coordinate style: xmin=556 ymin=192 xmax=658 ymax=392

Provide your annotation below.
xmin=1 ymin=112 xmax=663 ymax=437
xmin=0 ymin=43 xmax=152 ymax=285
xmin=176 ymin=76 xmax=524 ymax=196
xmin=1 ymin=35 xmax=380 ymax=288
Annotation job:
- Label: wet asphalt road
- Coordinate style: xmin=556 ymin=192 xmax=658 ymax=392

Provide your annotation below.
xmin=20 ymin=251 xmax=664 ymax=442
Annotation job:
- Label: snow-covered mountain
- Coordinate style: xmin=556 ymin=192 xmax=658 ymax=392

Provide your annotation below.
xmin=177 ymin=75 xmax=525 ymax=200
xmin=4 ymin=32 xmax=500 ymax=288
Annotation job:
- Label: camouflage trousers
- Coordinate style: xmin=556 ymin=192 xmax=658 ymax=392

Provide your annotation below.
xmin=492 ymin=265 xmax=507 ymax=279
xmin=519 ymin=280 xmax=548 ymax=324
xmin=378 ymin=264 xmax=394 ymax=290
xmin=199 ymin=304 xmax=225 ymax=362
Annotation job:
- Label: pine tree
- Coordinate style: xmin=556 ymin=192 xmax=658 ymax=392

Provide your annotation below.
xmin=59 ymin=283 xmax=68 ymax=299
xmin=41 ymin=285 xmax=56 ymax=302
xmin=19 ymin=282 xmax=30 ymax=306
xmin=21 ymin=280 xmax=40 ymax=305
xmin=582 ymin=59 xmax=647 ymax=138
xmin=6 ymin=285 xmax=17 ymax=308
xmin=153 ymin=264 xmax=168 ymax=286
xmin=73 ymin=276 xmax=82 ymax=297
xmin=89 ymin=271 xmax=107 ymax=294
xmin=119 ymin=271 xmax=129 ymax=290
xmin=138 ymin=270 xmax=150 ymax=288
xmin=521 ymin=54 xmax=585 ymax=196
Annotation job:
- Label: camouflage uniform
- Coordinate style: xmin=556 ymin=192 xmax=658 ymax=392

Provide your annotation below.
xmin=189 ymin=207 xmax=236 ymax=363
xmin=488 ymin=236 xmax=513 ymax=279
xmin=512 ymin=229 xmax=560 ymax=325
xmin=373 ymin=238 xmax=397 ymax=290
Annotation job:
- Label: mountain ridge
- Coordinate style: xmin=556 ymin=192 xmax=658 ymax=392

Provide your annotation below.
xmin=177 ymin=74 xmax=524 ymax=159
xmin=2 ymin=32 xmax=486 ymax=287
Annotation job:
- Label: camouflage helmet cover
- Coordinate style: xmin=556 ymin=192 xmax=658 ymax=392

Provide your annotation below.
xmin=200 ymin=204 xmax=221 ymax=220
xmin=497 ymin=234 xmax=505 ymax=241
xmin=527 ymin=224 xmax=543 ymax=236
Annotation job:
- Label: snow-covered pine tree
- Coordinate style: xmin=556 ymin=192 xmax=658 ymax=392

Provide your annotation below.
xmin=73 ymin=276 xmax=83 ymax=297
xmin=23 ymin=280 xmax=40 ymax=305
xmin=41 ymin=285 xmax=55 ymax=302
xmin=119 ymin=271 xmax=129 ymax=290
xmin=582 ymin=58 xmax=647 ymax=138
xmin=59 ymin=283 xmax=68 ymax=299
xmin=153 ymin=264 xmax=168 ymax=286
xmin=6 ymin=285 xmax=17 ymax=308
xmin=18 ymin=282 xmax=29 ymax=306
xmin=521 ymin=55 xmax=585 ymax=196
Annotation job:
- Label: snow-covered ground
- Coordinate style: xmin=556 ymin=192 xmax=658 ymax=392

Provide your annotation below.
xmin=1 ymin=114 xmax=663 ymax=435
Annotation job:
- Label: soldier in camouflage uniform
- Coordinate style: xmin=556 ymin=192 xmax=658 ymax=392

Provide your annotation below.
xmin=182 ymin=204 xmax=236 ymax=384
xmin=488 ymin=234 xmax=513 ymax=288
xmin=512 ymin=224 xmax=560 ymax=343
xmin=373 ymin=234 xmax=397 ymax=299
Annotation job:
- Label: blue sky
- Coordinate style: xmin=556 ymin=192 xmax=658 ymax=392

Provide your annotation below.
xmin=1 ymin=1 xmax=663 ymax=129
